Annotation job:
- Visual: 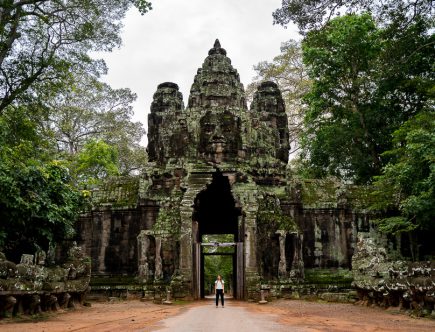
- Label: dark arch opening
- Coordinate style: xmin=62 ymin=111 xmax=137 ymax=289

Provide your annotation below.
xmin=193 ymin=171 xmax=240 ymax=240
xmin=192 ymin=171 xmax=242 ymax=299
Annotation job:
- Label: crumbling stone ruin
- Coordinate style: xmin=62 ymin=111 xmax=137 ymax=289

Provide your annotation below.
xmin=0 ymin=243 xmax=90 ymax=317
xmin=74 ymin=40 xmax=434 ymax=315
xmin=352 ymin=232 xmax=435 ymax=316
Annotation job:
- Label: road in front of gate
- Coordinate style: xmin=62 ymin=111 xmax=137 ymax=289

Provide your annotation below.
xmin=2 ymin=298 xmax=435 ymax=332
xmin=153 ymin=300 xmax=299 ymax=332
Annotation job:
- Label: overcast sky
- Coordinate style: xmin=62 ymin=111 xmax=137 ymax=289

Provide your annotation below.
xmin=96 ymin=0 xmax=298 ymax=136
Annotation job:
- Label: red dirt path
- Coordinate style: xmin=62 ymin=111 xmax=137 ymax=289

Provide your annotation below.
xmin=0 ymin=299 xmax=434 ymax=331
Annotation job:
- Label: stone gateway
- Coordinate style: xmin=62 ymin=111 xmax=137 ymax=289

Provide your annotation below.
xmin=76 ymin=40 xmax=369 ymax=300
xmin=75 ymin=40 xmax=434 ymax=310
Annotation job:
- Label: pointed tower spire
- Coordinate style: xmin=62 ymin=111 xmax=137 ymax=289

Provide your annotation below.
xmin=208 ymin=38 xmax=226 ymax=56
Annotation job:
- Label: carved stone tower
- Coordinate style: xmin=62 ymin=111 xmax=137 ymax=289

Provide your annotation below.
xmin=77 ymin=40 xmax=368 ymax=302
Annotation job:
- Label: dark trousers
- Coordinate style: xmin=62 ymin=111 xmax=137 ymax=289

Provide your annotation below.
xmin=215 ymin=289 xmax=224 ymax=306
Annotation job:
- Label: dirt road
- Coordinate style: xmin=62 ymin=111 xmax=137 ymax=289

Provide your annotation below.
xmin=1 ymin=299 xmax=435 ymax=332
xmin=156 ymin=301 xmax=290 ymax=331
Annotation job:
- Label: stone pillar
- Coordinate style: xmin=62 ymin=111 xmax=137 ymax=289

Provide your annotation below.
xmin=276 ymin=230 xmax=287 ymax=278
xmin=179 ymin=203 xmax=193 ymax=279
xmin=314 ymin=220 xmax=323 ymax=267
xmin=178 ymin=170 xmax=213 ymax=298
xmin=154 ymin=236 xmax=163 ymax=281
xmin=234 ymin=182 xmax=260 ymax=301
xmin=137 ymin=231 xmax=150 ymax=281
xmin=98 ymin=210 xmax=111 ymax=273
xmin=290 ymin=232 xmax=304 ymax=279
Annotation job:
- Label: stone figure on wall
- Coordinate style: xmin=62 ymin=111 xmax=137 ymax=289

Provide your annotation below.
xmin=20 ymin=254 xmax=33 ymax=265
xmin=35 ymin=250 xmax=46 ymax=266
xmin=0 ymin=246 xmax=91 ymax=317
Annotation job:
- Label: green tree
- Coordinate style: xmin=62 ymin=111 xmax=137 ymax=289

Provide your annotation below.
xmin=43 ymin=69 xmax=147 ymax=175
xmin=0 ymin=108 xmax=84 ymax=261
xmin=273 ymin=0 xmax=434 ymax=32
xmin=202 ymin=234 xmax=234 ymax=295
xmin=301 ymin=14 xmax=384 ymax=182
xmin=247 ymin=40 xmax=311 ymax=155
xmin=0 ymin=0 xmax=152 ymax=112
xmin=204 ymin=255 xmax=233 ymax=295
xmin=299 ymin=13 xmax=433 ymax=183
xmin=73 ymin=139 xmax=119 ymax=187
xmin=371 ymin=112 xmax=435 ymax=237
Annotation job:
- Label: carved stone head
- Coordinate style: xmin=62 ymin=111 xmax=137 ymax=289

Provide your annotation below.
xmin=199 ymin=110 xmax=241 ymax=163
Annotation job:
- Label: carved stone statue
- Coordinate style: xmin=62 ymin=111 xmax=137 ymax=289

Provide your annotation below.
xmin=35 ymin=250 xmax=46 ymax=266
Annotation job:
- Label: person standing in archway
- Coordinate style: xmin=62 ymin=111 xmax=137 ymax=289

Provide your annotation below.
xmin=215 ymin=275 xmax=225 ymax=307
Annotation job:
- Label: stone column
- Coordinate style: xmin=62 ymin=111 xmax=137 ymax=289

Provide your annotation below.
xmin=178 ymin=170 xmax=213 ymax=293
xmin=314 ymin=220 xmax=323 ymax=267
xmin=290 ymin=232 xmax=304 ymax=279
xmin=154 ymin=236 xmax=163 ymax=281
xmin=98 ymin=210 xmax=111 ymax=273
xmin=276 ymin=230 xmax=287 ymax=278
xmin=233 ymin=182 xmax=260 ymax=300
xmin=137 ymin=231 xmax=150 ymax=281
xmin=179 ymin=201 xmax=194 ymax=279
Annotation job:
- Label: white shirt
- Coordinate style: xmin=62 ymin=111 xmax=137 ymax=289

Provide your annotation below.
xmin=215 ymin=280 xmax=224 ymax=290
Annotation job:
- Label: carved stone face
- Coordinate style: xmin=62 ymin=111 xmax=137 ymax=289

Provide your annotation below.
xmin=199 ymin=111 xmax=241 ymax=163
xmin=168 ymin=118 xmax=190 ymax=158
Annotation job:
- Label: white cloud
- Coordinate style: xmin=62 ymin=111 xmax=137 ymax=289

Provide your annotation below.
xmin=94 ymin=0 xmax=298 ymax=143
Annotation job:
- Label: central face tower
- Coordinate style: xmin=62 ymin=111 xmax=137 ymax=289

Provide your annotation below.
xmin=146 ymin=40 xmax=290 ymax=299
xmin=147 ymin=39 xmax=289 ymax=167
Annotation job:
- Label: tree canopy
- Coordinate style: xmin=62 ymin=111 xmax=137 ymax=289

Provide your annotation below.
xmin=43 ymin=68 xmax=148 ymax=179
xmin=0 ymin=106 xmax=86 ymax=261
xmin=273 ymin=0 xmax=434 ymax=33
xmin=297 ymin=13 xmax=433 ymax=183
xmin=371 ymin=112 xmax=435 ymax=236
xmin=0 ymin=0 xmax=151 ymax=259
xmin=268 ymin=0 xmax=434 ymax=241
xmin=0 ymin=0 xmax=152 ymax=113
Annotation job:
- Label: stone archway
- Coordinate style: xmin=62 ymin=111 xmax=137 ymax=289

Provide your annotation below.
xmin=191 ymin=171 xmax=244 ymax=299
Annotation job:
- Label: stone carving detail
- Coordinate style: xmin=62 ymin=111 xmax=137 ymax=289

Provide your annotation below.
xmin=20 ymin=254 xmax=33 ymax=265
xmin=352 ymin=233 xmax=435 ymax=315
xmin=199 ymin=110 xmax=242 ymax=163
xmin=148 ymin=82 xmax=186 ymax=164
xmin=188 ymin=39 xmax=246 ymax=109
xmin=250 ymin=81 xmax=290 ymax=163
xmin=0 ymin=244 xmax=91 ymax=317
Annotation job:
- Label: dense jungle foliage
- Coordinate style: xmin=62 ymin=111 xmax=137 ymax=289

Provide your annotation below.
xmin=0 ymin=0 xmax=152 ymax=259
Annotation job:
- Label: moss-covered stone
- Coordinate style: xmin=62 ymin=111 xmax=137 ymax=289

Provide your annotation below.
xmin=304 ymin=268 xmax=353 ymax=287
xmin=0 ymin=244 xmax=90 ymax=317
